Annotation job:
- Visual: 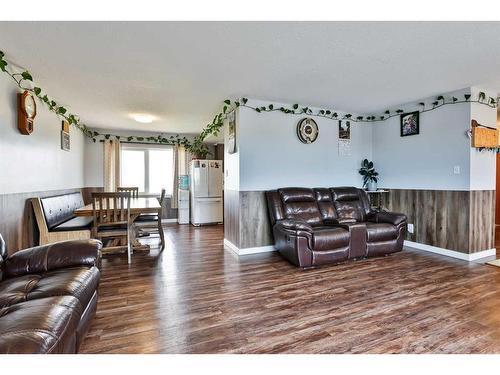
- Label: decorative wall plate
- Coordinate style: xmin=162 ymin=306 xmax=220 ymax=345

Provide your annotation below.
xmin=296 ymin=118 xmax=319 ymax=144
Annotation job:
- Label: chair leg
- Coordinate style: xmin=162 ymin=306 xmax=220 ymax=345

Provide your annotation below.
xmin=127 ymin=225 xmax=132 ymax=264
xmin=158 ymin=216 xmax=165 ymax=251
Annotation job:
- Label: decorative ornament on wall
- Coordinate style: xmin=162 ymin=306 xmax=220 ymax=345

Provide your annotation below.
xmin=227 ymin=111 xmax=236 ymax=154
xmin=400 ymin=111 xmax=420 ymax=137
xmin=296 ymin=117 xmax=319 ymax=144
xmin=17 ymin=90 xmax=36 ymax=135
xmin=61 ymin=120 xmax=70 ymax=151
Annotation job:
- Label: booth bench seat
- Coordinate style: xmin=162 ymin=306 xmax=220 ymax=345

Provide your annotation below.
xmin=31 ymin=192 xmax=92 ymax=245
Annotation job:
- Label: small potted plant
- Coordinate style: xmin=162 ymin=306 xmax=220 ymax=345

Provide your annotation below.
xmin=359 ymin=159 xmax=379 ymax=191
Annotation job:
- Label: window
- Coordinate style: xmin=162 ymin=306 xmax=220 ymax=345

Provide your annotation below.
xmin=121 ymin=144 xmax=173 ymax=195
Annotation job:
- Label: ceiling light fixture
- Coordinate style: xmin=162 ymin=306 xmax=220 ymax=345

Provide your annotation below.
xmin=132 ymin=114 xmax=155 ymax=124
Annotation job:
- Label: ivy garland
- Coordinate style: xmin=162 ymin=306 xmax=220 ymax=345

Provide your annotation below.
xmin=1 ymin=49 xmax=499 ymax=155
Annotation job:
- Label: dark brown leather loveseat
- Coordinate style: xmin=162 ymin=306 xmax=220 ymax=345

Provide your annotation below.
xmin=266 ymin=187 xmax=407 ymax=268
xmin=0 ymin=233 xmax=101 ymax=353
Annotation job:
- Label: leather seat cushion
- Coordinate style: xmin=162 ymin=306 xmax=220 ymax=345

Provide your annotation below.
xmin=51 ymin=216 xmax=93 ymax=232
xmin=0 ymin=266 xmax=99 ymax=309
xmin=366 ymin=222 xmax=398 ymax=242
xmin=312 ymin=226 xmax=350 ymax=251
xmin=135 ymin=214 xmax=159 ymax=222
xmin=0 ymin=296 xmax=81 ymax=354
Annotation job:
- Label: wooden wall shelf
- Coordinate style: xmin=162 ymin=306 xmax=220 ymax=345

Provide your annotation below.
xmin=471 ymin=120 xmax=499 ymax=148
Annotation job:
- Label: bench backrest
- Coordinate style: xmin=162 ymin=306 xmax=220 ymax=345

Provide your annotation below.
xmin=39 ymin=192 xmax=85 ymax=230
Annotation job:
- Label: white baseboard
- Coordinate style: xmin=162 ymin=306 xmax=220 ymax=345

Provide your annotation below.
xmin=404 ymin=240 xmax=496 ymax=261
xmin=223 ymin=238 xmax=276 ymax=256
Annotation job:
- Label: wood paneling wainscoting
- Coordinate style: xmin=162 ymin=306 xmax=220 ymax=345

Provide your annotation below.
xmin=382 ymin=189 xmax=494 ymax=254
xmin=0 ymin=187 xmax=82 ymax=254
xmin=224 ymin=188 xmax=495 ymax=256
xmin=224 ymin=189 xmax=273 ymax=250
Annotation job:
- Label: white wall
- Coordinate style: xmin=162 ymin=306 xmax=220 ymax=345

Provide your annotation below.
xmin=372 ymin=88 xmax=474 ymax=191
xmin=233 ymin=99 xmax=373 ymax=191
xmin=0 ymin=77 xmax=85 ymax=195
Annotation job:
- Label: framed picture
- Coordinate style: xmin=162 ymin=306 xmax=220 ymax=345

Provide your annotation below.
xmin=61 ymin=120 xmax=70 ymax=151
xmin=338 ymin=120 xmax=351 ymax=140
xmin=400 ymin=111 xmax=419 ymax=137
xmin=227 ymin=111 xmax=236 ymax=154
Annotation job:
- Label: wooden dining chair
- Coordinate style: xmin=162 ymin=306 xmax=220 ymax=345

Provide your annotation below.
xmin=91 ymin=192 xmax=133 ymax=263
xmin=134 ymin=188 xmax=166 ymax=251
xmin=117 ymin=186 xmax=139 ymax=198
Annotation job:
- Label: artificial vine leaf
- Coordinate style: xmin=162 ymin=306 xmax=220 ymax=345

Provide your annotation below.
xmin=242 ymin=98 xmax=248 ymax=104
xmin=104 ymin=134 xmax=110 ymax=139
xmin=325 ymin=110 xmax=331 ymax=115
xmin=34 ymin=87 xmax=42 ymax=96
xmin=385 ymin=110 xmax=390 ymax=114
xmin=479 ymin=92 xmax=486 ymax=101
xmin=268 ymin=104 xmax=273 ymax=110
xmin=419 ymin=102 xmax=425 ymax=106
xmin=452 ymin=97 xmax=458 ymax=102
xmin=256 ymin=108 xmax=261 ymax=113
xmin=0 ymin=60 xmax=7 ymax=72
xmin=293 ymin=104 xmax=298 ymax=109
xmin=57 ymin=107 xmax=67 ymax=115
xmin=21 ymin=71 xmax=33 ymax=81
xmin=464 ymin=94 xmax=471 ymax=101
xmin=224 ymin=99 xmax=231 ymax=105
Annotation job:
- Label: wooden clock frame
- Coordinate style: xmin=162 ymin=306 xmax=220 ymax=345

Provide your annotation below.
xmin=18 ymin=90 xmax=37 ymax=135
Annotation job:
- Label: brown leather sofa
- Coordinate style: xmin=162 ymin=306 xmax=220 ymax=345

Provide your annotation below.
xmin=266 ymin=187 xmax=407 ymax=268
xmin=0 ymin=233 xmax=101 ymax=353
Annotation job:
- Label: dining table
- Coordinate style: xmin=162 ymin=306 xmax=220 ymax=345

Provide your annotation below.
xmin=74 ymin=197 xmax=163 ymax=252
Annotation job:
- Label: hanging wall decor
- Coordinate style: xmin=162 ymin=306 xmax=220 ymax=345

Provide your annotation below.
xmin=400 ymin=111 xmax=419 ymax=137
xmin=296 ymin=117 xmax=319 ymax=144
xmin=227 ymin=111 xmax=236 ymax=154
xmin=61 ymin=120 xmax=70 ymax=151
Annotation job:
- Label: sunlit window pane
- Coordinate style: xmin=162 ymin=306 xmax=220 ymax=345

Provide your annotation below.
xmin=149 ymin=149 xmax=173 ymax=195
xmin=121 ymin=150 xmax=145 ymax=192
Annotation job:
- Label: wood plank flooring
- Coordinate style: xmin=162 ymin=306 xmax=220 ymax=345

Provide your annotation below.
xmin=80 ymin=224 xmax=500 ymax=354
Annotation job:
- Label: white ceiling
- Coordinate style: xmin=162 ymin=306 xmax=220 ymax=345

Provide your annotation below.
xmin=1 ymin=22 xmax=500 ymax=138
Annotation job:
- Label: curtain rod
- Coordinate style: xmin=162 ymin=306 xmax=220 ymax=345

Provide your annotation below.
xmin=99 ymin=140 xmax=174 ymax=146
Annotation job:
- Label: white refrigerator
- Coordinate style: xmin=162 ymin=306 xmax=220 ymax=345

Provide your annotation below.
xmin=190 ymin=160 xmax=223 ymax=226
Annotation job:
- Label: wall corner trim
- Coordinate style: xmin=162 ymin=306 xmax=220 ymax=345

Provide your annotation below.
xmin=404 ymin=240 xmax=496 ymax=261
xmin=223 ymin=238 xmax=276 ymax=256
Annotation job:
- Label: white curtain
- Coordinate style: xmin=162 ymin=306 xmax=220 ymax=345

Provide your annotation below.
xmin=171 ymin=145 xmax=191 ymax=208
xmin=103 ymin=139 xmax=121 ymax=192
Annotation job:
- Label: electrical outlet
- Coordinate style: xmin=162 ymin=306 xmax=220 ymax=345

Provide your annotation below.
xmin=408 ymin=223 xmax=414 ymax=234
xmin=453 ymin=165 xmax=460 ymax=174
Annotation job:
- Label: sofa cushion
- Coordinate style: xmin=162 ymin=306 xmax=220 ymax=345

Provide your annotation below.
xmin=278 ymin=188 xmax=316 ymax=203
xmin=0 ymin=296 xmax=81 ymax=354
xmin=51 ymin=216 xmax=93 ymax=232
xmin=40 ymin=193 xmax=85 ymax=230
xmin=312 ymin=226 xmax=350 ymax=251
xmin=366 ymin=223 xmax=398 ymax=242
xmin=0 ymin=267 xmax=99 ymax=309
xmin=314 ymin=188 xmax=337 ymax=222
xmin=331 ymin=187 xmax=365 ymax=222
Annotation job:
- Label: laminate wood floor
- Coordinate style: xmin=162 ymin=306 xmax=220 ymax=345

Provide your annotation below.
xmin=80 ymin=224 xmax=500 ymax=354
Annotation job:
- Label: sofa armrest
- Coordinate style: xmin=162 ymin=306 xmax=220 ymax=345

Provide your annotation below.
xmin=5 ymin=239 xmax=102 ymax=278
xmin=368 ymin=211 xmax=407 ymax=226
xmin=275 ymin=219 xmax=314 ymax=234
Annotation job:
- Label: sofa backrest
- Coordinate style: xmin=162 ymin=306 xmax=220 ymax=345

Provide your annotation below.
xmin=313 ymin=188 xmax=338 ymax=222
xmin=330 ymin=187 xmax=371 ymax=222
xmin=266 ymin=186 xmax=372 ymax=226
xmin=0 ymin=233 xmax=6 ymax=281
xmin=40 ymin=192 xmax=85 ymax=230
xmin=277 ymin=188 xmax=323 ymax=226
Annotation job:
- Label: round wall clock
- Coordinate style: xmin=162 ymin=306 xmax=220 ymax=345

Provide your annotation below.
xmin=296 ymin=118 xmax=319 ymax=144
xmin=17 ymin=90 xmax=37 ymax=135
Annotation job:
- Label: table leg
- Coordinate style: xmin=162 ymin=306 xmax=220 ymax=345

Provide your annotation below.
xmin=130 ymin=213 xmax=151 ymax=252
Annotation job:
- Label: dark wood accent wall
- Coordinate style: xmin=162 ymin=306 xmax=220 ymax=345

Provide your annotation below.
xmin=224 ymin=189 xmax=240 ymax=246
xmin=0 ymin=187 xmax=81 ymax=254
xmin=224 ymin=190 xmax=272 ymax=249
xmin=383 ymin=189 xmax=494 ymax=254
xmin=469 ymin=189 xmax=495 ymax=253
xmin=239 ymin=191 xmax=273 ymax=249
